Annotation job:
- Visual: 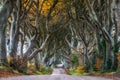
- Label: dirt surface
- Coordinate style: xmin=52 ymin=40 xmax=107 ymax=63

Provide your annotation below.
xmin=98 ymin=73 xmax=120 ymax=79
xmin=0 ymin=70 xmax=22 ymax=78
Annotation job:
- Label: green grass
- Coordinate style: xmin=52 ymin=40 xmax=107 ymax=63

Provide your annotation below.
xmin=69 ymin=71 xmax=95 ymax=76
xmin=68 ymin=69 xmax=117 ymax=76
xmin=0 ymin=66 xmax=12 ymax=71
xmin=33 ymin=71 xmax=43 ymax=75
xmin=32 ymin=67 xmax=52 ymax=75
xmin=117 ymin=67 xmax=120 ymax=72
xmin=69 ymin=69 xmax=85 ymax=76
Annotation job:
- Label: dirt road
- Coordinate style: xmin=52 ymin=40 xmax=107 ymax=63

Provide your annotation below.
xmin=0 ymin=68 xmax=119 ymax=80
xmin=0 ymin=74 xmax=118 ymax=80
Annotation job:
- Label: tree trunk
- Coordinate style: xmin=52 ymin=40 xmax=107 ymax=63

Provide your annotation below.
xmin=8 ymin=14 xmax=20 ymax=69
xmin=96 ymin=32 xmax=103 ymax=58
xmin=0 ymin=1 xmax=13 ymax=65
xmin=84 ymin=46 xmax=93 ymax=72
xmin=9 ymin=29 xmax=19 ymax=57
xmin=0 ymin=27 xmax=7 ymax=65
xmin=102 ymin=42 xmax=118 ymax=72
xmin=78 ymin=54 xmax=84 ymax=66
xmin=34 ymin=54 xmax=40 ymax=70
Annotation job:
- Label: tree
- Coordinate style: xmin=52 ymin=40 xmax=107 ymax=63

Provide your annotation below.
xmin=66 ymin=0 xmax=120 ymax=72
xmin=0 ymin=0 xmax=14 ymax=65
xmin=84 ymin=0 xmax=119 ymax=72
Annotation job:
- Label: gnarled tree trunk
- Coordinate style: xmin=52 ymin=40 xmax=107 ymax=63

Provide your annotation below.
xmin=0 ymin=27 xmax=7 ymax=64
xmin=0 ymin=1 xmax=13 ymax=65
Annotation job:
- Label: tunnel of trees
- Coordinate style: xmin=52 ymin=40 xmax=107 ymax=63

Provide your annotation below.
xmin=0 ymin=0 xmax=120 ymax=73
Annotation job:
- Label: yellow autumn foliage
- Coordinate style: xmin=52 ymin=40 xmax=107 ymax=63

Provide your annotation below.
xmin=28 ymin=60 xmax=34 ymax=68
xmin=117 ymin=54 xmax=120 ymax=61
xmin=75 ymin=66 xmax=84 ymax=73
xmin=8 ymin=56 xmax=14 ymax=63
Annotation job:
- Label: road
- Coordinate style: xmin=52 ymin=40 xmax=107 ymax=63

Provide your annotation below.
xmin=0 ymin=68 xmax=119 ymax=80
xmin=0 ymin=74 xmax=118 ymax=80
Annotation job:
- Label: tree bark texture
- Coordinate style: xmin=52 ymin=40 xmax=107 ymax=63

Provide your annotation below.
xmin=0 ymin=1 xmax=13 ymax=65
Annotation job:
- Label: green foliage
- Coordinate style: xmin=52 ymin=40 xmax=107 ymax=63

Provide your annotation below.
xmin=0 ymin=66 xmax=8 ymax=71
xmin=117 ymin=67 xmax=120 ymax=71
xmin=68 ymin=68 xmax=77 ymax=75
xmin=101 ymin=57 xmax=118 ymax=72
xmin=69 ymin=66 xmax=85 ymax=75
xmin=84 ymin=62 xmax=91 ymax=72
xmin=69 ymin=68 xmax=97 ymax=76
xmin=40 ymin=66 xmax=52 ymax=74
xmin=71 ymin=53 xmax=79 ymax=66
xmin=113 ymin=44 xmax=119 ymax=53
xmin=101 ymin=39 xmax=106 ymax=56
xmin=34 ymin=70 xmax=43 ymax=75
xmin=0 ymin=65 xmax=12 ymax=72
xmin=33 ymin=66 xmax=52 ymax=75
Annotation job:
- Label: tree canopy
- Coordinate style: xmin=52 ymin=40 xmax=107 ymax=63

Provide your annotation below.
xmin=0 ymin=0 xmax=120 ymax=73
